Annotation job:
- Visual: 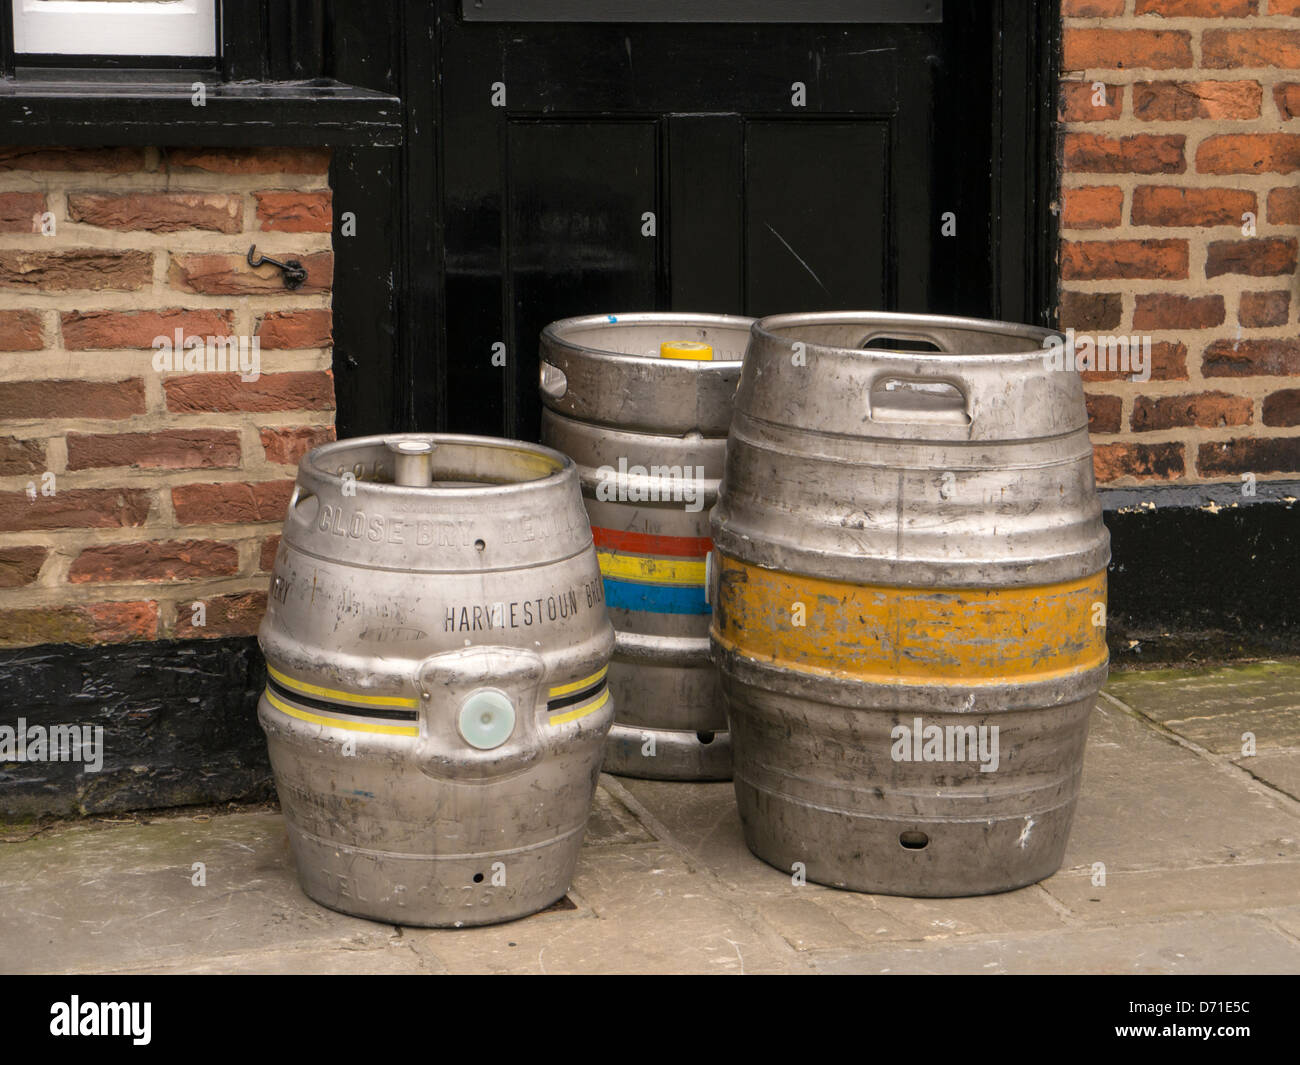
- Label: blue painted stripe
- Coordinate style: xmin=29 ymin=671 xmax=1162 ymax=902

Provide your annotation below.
xmin=603 ymin=576 xmax=710 ymax=615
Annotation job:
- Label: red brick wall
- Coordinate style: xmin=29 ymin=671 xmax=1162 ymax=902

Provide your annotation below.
xmin=1060 ymin=0 xmax=1300 ymax=485
xmin=0 ymin=146 xmax=335 ymax=648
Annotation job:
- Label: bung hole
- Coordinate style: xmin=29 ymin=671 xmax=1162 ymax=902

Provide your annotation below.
xmin=899 ymin=831 xmax=930 ymax=850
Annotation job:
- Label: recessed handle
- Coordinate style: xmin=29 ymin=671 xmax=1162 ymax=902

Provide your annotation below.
xmin=287 ymin=485 xmax=318 ymax=523
xmin=868 ymin=376 xmax=971 ymax=426
xmin=858 ymin=330 xmax=949 ymax=353
xmin=540 ymin=361 xmax=568 ymax=400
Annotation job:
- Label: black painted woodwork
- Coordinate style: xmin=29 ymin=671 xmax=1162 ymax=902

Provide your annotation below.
xmin=461 ymin=0 xmax=944 ymax=22
xmin=438 ymin=10 xmax=942 ymax=441
xmin=0 ymin=638 xmax=272 ymax=821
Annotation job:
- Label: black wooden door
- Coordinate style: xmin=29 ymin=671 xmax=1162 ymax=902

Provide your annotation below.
xmin=326 ymin=1 xmax=1057 ymax=442
xmin=440 ymin=6 xmax=939 ymax=441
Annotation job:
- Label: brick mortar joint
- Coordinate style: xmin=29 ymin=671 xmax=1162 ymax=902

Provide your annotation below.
xmin=1 ymin=576 xmax=271 ymax=607
xmin=1063 ymin=18 xmax=1300 ymax=29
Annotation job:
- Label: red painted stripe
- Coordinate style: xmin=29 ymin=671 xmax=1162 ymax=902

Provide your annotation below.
xmin=592 ymin=526 xmax=712 ymax=558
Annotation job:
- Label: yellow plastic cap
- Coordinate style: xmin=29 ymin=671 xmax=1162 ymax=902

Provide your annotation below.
xmin=659 ymin=341 xmax=714 ymax=361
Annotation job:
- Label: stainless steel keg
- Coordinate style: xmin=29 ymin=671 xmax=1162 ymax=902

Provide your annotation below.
xmin=710 ymin=312 xmax=1110 ymax=896
xmin=258 ymin=434 xmax=615 ymax=927
xmin=539 ymin=312 xmax=752 ymax=780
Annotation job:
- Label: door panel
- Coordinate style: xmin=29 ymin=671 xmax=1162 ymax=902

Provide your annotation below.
xmin=743 ymin=120 xmax=889 ymax=316
xmin=329 ymin=2 xmax=1055 ymax=441
xmin=667 ymin=114 xmax=744 ymax=315
xmin=507 ymin=120 xmax=659 ymax=441
xmin=440 ymin=9 xmax=941 ymax=440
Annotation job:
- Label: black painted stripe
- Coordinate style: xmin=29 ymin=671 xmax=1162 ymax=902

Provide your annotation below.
xmin=546 ymin=679 xmax=607 ymax=713
xmin=265 ymin=676 xmax=420 ymax=722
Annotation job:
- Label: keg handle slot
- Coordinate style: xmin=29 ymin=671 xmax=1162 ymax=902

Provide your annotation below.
xmin=287 ymin=484 xmax=317 ymax=522
xmin=540 ymin=361 xmax=568 ymax=401
xmin=868 ymin=376 xmax=971 ymax=426
xmin=858 ymin=330 xmax=950 ymax=353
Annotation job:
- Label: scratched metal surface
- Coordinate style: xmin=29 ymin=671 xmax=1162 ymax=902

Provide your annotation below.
xmin=541 ymin=312 xmax=753 ymax=781
xmin=257 ymin=434 xmax=615 ymax=927
xmin=710 ymin=312 xmax=1112 ymax=897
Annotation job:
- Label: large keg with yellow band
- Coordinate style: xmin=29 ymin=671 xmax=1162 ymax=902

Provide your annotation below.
xmin=540 ymin=312 xmax=752 ymax=780
xmin=258 ymin=434 xmax=614 ymax=926
xmin=709 ymin=312 xmax=1110 ymax=896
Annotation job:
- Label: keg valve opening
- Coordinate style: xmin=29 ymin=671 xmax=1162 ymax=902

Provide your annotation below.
xmin=458 ymin=689 xmax=517 ymax=750
xmin=387 ymin=439 xmax=436 ymax=487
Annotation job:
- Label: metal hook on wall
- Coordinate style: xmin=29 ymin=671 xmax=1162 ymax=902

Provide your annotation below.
xmin=247 ymin=245 xmax=308 ymax=290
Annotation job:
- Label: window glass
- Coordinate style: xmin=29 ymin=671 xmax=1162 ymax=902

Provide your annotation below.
xmin=12 ymin=0 xmax=218 ymax=58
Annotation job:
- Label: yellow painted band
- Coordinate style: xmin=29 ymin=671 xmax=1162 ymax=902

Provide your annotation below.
xmin=548 ymin=664 xmax=609 ymax=698
xmin=547 ymin=688 xmax=611 ymax=726
xmin=264 ymin=687 xmax=420 ymax=737
xmin=267 ymin=664 xmax=418 ymax=709
xmin=711 ymin=556 xmax=1107 ymax=686
xmin=598 ymin=551 xmax=707 ymax=587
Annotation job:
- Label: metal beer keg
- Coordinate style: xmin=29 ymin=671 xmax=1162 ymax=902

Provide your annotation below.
xmin=710 ymin=312 xmax=1110 ymax=896
xmin=258 ymin=434 xmax=615 ymax=926
xmin=540 ymin=312 xmax=752 ymax=780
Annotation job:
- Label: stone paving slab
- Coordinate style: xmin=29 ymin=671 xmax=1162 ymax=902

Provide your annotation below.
xmin=1236 ymin=749 xmax=1300 ymax=802
xmin=403 ymin=845 xmax=796 ymax=975
xmin=1061 ymin=697 xmax=1299 ymax=872
xmin=614 ymin=777 xmax=811 ymax=898
xmin=93 ymin=938 xmax=435 ymax=976
xmin=752 ymin=884 xmax=1073 ymax=951
xmin=813 ymin=913 xmax=1300 ymax=975
xmin=0 ymin=810 xmax=398 ymax=975
xmin=2 ymin=662 xmax=1299 ymax=975
xmin=751 ymin=896 xmax=883 ymax=953
xmin=584 ymin=785 xmax=656 ymax=847
xmin=1105 ymin=661 xmax=1300 ymax=754
xmin=1042 ymin=862 xmax=1300 ymax=921
xmin=854 ymin=885 xmax=1074 ymax=939
xmin=1267 ymin=904 xmax=1300 ymax=941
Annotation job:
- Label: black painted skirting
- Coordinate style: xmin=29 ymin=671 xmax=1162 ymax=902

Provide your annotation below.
xmin=1104 ymin=496 xmax=1299 ymax=666
xmin=0 ymin=497 xmax=1295 ymax=821
xmin=0 ymin=637 xmax=271 ymax=823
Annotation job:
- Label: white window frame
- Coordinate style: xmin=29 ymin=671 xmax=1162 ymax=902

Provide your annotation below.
xmin=12 ymin=0 xmax=218 ymax=58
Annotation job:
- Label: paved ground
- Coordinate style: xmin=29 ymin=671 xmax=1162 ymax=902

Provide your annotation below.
xmin=2 ymin=661 xmax=1298 ymax=975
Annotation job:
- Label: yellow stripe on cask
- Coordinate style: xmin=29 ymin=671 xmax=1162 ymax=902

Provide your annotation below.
xmin=709 ymin=310 xmax=1112 ymax=897
xmin=597 ymin=550 xmax=707 ymax=587
xmin=712 ymin=555 xmax=1107 ymax=686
